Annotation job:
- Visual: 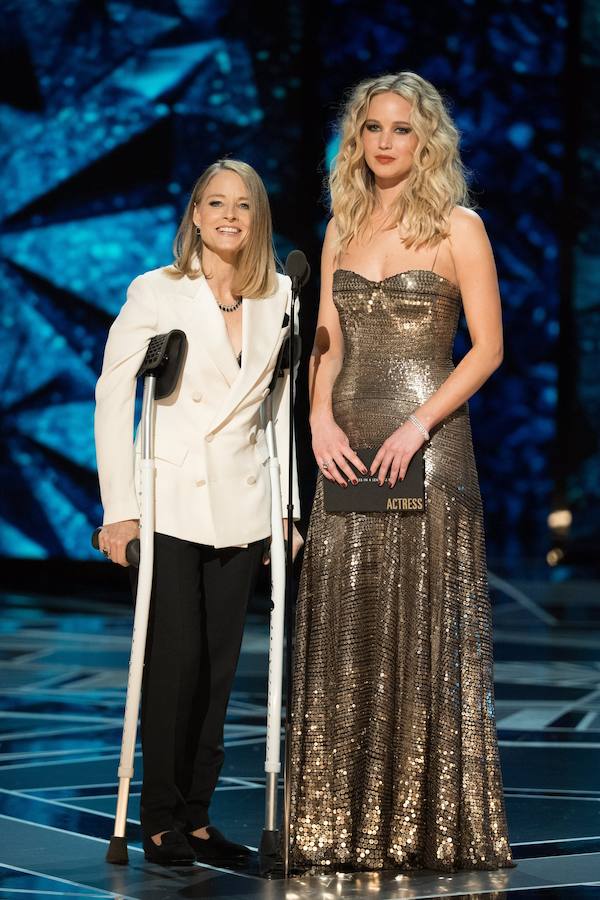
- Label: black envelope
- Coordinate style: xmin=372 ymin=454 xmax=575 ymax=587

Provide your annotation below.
xmin=323 ymin=448 xmax=425 ymax=513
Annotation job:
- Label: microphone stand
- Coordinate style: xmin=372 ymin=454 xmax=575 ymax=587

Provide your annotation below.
xmin=282 ymin=275 xmax=299 ymax=879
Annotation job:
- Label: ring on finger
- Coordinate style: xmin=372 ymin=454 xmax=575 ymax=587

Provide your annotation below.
xmin=102 ymin=548 xmax=110 ymax=558
xmin=321 ymin=460 xmax=331 ymax=471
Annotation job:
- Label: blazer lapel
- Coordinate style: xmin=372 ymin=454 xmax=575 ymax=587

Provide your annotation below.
xmin=177 ymin=275 xmax=241 ymax=386
xmin=209 ymin=287 xmax=288 ymax=431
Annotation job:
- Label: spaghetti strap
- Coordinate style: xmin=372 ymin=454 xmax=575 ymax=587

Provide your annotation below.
xmin=430 ymin=240 xmax=442 ymax=274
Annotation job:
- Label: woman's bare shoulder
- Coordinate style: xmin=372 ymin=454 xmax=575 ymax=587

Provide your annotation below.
xmin=448 ymin=206 xmax=489 ymax=254
xmin=449 ymin=206 xmax=486 ymax=236
xmin=322 ymin=218 xmax=340 ymax=263
xmin=450 ymin=205 xmax=484 ymax=226
xmin=322 ymin=217 xmax=339 ymax=247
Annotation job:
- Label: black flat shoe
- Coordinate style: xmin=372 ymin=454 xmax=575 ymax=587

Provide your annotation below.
xmin=143 ymin=830 xmax=196 ymax=865
xmin=187 ymin=826 xmax=250 ymax=862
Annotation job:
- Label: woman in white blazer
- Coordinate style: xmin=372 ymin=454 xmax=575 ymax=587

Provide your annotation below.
xmin=95 ymin=159 xmax=302 ymax=865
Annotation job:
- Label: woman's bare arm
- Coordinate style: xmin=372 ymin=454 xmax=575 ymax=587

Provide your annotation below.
xmin=372 ymin=207 xmax=503 ymax=485
xmin=309 ymin=220 xmax=367 ymax=485
xmin=415 ymin=207 xmax=503 ymax=431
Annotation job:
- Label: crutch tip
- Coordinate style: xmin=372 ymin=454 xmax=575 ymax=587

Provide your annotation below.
xmin=258 ymin=828 xmax=281 ymax=858
xmin=106 ymin=835 xmax=129 ymax=864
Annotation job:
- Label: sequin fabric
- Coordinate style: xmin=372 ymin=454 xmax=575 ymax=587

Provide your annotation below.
xmin=289 ymin=269 xmax=513 ymax=872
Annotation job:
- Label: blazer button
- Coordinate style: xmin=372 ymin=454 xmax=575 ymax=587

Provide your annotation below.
xmin=205 ymin=434 xmax=214 ymax=443
xmin=192 ymin=391 xmax=203 ymax=402
xmin=246 ymin=475 xmax=257 ymax=485
xmin=261 ymin=387 xmax=270 ymax=398
xmin=196 ymin=479 xmax=206 ymax=487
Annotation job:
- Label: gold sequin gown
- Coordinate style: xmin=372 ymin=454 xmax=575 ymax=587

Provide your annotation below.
xmin=289 ymin=268 xmax=513 ymax=872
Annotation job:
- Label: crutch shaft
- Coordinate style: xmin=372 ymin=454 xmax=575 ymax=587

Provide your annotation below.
xmin=264 ymin=417 xmax=285 ymax=785
xmin=265 ymin=474 xmax=285 ymax=761
xmin=260 ymin=404 xmax=287 ymax=854
xmin=114 ymin=508 xmax=153 ymax=768
xmin=264 ymin=772 xmax=279 ymax=832
xmin=113 ymin=778 xmax=131 ymax=838
xmin=109 ymin=377 xmax=155 ymax=844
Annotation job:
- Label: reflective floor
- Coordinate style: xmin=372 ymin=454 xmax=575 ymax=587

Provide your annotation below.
xmin=1 ymin=574 xmax=600 ymax=899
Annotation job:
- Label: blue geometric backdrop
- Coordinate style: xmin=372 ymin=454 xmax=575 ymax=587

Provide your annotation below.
xmin=566 ymin=0 xmax=600 ymax=553
xmin=0 ymin=0 xmax=581 ymax=560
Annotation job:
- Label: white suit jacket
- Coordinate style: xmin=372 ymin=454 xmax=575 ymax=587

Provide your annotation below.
xmin=95 ymin=268 xmax=300 ymax=548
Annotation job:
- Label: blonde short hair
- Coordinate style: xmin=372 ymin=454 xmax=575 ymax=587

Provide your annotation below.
xmin=330 ymin=72 xmax=472 ymax=252
xmin=169 ymin=159 xmax=278 ymax=298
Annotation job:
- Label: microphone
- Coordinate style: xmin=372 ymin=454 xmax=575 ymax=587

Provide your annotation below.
xmin=284 ymin=250 xmax=310 ymax=293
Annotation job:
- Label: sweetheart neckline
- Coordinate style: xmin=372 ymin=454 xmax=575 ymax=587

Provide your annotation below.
xmin=334 ymin=268 xmax=460 ymax=292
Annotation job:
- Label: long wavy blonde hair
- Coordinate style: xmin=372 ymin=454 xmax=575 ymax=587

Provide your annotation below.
xmin=168 ymin=159 xmax=278 ymax=298
xmin=330 ymin=72 xmax=471 ymax=252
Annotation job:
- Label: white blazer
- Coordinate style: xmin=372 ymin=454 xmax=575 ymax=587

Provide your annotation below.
xmin=95 ymin=268 xmax=300 ymax=549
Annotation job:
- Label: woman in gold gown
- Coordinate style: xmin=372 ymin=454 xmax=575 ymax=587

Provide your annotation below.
xmin=289 ymin=72 xmax=514 ymax=873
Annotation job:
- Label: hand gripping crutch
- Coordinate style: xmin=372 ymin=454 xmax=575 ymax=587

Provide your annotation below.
xmin=93 ymin=329 xmax=187 ymax=864
xmin=259 ymin=252 xmax=309 ymax=876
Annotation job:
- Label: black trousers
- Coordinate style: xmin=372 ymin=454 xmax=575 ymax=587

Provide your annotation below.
xmin=130 ymin=532 xmax=264 ymax=837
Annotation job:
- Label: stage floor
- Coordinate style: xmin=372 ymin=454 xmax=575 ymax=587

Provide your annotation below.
xmin=1 ymin=574 xmax=600 ymax=899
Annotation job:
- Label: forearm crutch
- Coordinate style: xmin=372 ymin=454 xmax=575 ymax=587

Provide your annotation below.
xmin=93 ymin=329 xmax=187 ymax=865
xmin=259 ymin=252 xmax=309 ymax=875
xmin=258 ymin=382 xmax=286 ymax=860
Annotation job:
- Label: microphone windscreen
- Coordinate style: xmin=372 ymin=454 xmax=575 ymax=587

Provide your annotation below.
xmin=285 ymin=250 xmax=310 ymax=286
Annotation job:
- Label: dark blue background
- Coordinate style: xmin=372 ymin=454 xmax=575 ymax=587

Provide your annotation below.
xmin=0 ymin=0 xmax=592 ymax=562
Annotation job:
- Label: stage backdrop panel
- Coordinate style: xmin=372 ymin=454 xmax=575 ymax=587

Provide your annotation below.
xmin=0 ymin=0 xmax=566 ymax=560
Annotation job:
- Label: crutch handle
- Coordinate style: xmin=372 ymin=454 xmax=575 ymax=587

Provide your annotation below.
xmin=91 ymin=527 xmax=140 ymax=567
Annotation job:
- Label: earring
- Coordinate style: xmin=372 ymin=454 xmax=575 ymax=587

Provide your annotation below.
xmin=195 ymin=226 xmax=201 ymax=237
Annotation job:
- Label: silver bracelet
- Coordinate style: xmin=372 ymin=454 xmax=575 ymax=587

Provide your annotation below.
xmin=408 ymin=413 xmax=430 ymax=441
